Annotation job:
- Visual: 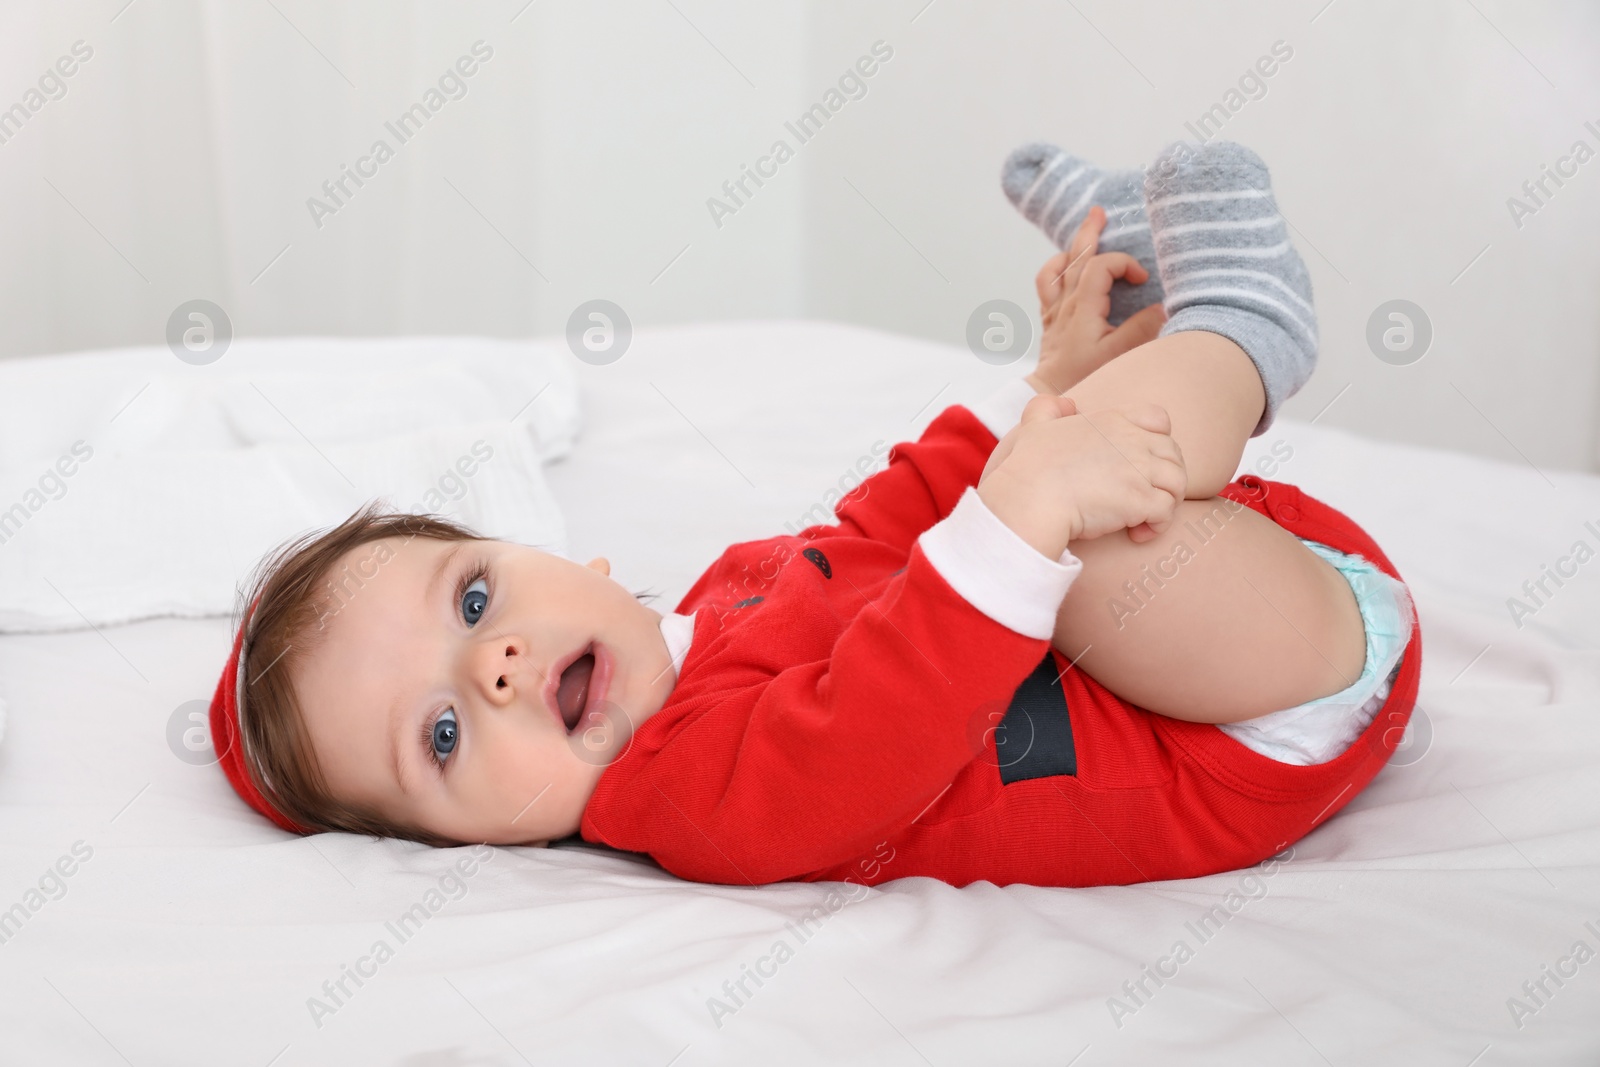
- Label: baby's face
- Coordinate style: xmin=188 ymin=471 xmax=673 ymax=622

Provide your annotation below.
xmin=293 ymin=536 xmax=677 ymax=846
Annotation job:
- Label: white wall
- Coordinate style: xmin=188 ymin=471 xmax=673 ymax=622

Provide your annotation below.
xmin=796 ymin=0 xmax=1600 ymax=472
xmin=2 ymin=1 xmax=1598 ymax=471
xmin=0 ymin=1 xmax=808 ymax=349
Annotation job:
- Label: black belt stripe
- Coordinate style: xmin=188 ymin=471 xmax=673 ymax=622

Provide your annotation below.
xmin=996 ymin=651 xmax=1078 ymax=783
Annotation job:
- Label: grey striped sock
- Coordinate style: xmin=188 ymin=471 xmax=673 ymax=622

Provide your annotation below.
xmin=1143 ymin=140 xmax=1318 ymax=437
xmin=1000 ymin=143 xmax=1163 ymax=326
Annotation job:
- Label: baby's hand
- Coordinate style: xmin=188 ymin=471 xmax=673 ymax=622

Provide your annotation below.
xmin=977 ymin=394 xmax=1187 ymax=558
xmin=1025 ymin=207 xmax=1167 ymax=396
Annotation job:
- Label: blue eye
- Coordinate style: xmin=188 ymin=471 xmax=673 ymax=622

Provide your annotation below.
xmin=431 ymin=708 xmax=458 ymax=764
xmin=460 ymin=577 xmax=488 ymax=626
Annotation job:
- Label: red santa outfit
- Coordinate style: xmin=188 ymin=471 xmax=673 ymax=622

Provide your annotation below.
xmin=578 ymin=382 xmax=1422 ymax=888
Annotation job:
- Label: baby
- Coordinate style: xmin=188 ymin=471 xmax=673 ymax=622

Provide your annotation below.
xmin=209 ymin=140 xmax=1419 ymax=888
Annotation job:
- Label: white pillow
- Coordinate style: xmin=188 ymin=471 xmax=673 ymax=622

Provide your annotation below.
xmin=0 ymin=337 xmax=579 ymax=633
xmin=0 ymin=335 xmax=579 ymax=460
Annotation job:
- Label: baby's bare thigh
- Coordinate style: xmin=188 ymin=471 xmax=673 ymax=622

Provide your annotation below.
xmin=1051 ymin=498 xmax=1367 ymax=724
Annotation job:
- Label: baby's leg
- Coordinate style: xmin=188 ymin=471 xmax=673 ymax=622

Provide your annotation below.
xmin=1051 ymin=494 xmax=1366 ymax=724
xmin=1048 ymin=333 xmax=1363 ymax=723
xmin=1001 ymin=143 xmax=1163 ymax=326
xmin=1046 ymin=140 xmax=1360 ymax=723
xmin=1060 ymin=137 xmax=1319 ymax=497
xmin=1064 ymin=329 xmax=1263 ymax=499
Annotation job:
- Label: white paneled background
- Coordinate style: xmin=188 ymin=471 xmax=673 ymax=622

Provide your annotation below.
xmin=1 ymin=0 xmax=1597 ymax=470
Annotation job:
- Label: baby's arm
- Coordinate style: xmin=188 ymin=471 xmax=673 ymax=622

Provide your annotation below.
xmin=586 ymin=407 xmax=1186 ymax=884
xmin=805 ymin=403 xmax=995 ymax=553
xmin=1015 ymin=208 xmax=1264 ymax=498
xmin=598 ymin=538 xmax=1064 ymax=884
xmin=978 ymin=395 xmax=1186 ymax=555
xmin=794 ymin=212 xmax=1169 ymax=556
xmin=799 ymin=361 xmax=1160 ymax=556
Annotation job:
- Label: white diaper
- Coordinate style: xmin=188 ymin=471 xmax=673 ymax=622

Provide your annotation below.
xmin=1216 ymin=539 xmax=1416 ymax=766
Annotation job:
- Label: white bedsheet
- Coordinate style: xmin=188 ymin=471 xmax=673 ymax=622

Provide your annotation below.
xmin=0 ymin=321 xmax=1596 ymax=1065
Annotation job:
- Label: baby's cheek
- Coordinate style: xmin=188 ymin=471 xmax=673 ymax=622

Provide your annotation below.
xmin=470 ymin=734 xmax=596 ymax=840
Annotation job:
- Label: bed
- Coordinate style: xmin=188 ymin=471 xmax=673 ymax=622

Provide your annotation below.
xmin=0 ymin=321 xmax=1595 ymax=1065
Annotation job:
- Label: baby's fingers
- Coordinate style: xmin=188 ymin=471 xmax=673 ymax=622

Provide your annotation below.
xmin=1146 ymin=459 xmax=1188 ymax=522
xmin=1130 ymin=476 xmax=1184 ymax=541
xmin=1064 ymin=206 xmax=1106 ymax=266
xmin=1035 ymin=250 xmax=1074 ymax=309
xmin=1147 ymin=431 xmax=1186 ymax=477
xmin=1077 ymin=252 xmax=1150 ymax=299
xmin=1125 ymin=441 xmax=1186 ymax=542
xmin=1050 ymin=208 xmax=1106 ymax=297
xmin=1019 ymin=393 xmax=1070 ymax=426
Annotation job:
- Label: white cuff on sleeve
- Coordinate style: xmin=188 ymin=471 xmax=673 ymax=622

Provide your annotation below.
xmin=917 ymin=486 xmax=1082 ymax=639
xmin=968 ymin=377 xmax=1043 ymax=442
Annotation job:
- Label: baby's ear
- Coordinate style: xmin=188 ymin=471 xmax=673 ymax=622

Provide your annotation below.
xmin=585 ymin=556 xmax=612 ymax=577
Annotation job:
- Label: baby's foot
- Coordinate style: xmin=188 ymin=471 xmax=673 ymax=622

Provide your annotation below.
xmin=1143 ymin=140 xmax=1318 ymax=436
xmin=1001 ymin=143 xmax=1162 ymax=326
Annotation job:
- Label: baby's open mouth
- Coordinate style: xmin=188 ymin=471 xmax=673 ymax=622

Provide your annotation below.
xmin=555 ymin=646 xmax=596 ymax=732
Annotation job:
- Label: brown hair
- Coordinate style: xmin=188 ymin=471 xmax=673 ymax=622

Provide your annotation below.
xmin=234 ymin=501 xmax=487 ymax=845
xmin=233 ymin=502 xmax=659 ymax=844
xmin=238 ymin=499 xmax=662 ymax=844
xmin=235 ymin=501 xmax=660 ymax=845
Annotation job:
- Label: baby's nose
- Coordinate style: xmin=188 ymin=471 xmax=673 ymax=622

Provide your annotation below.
xmin=479 ymin=640 xmax=525 ymax=697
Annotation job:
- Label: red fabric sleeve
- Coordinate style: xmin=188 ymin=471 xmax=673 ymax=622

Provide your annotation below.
xmin=586 ymin=543 xmax=1049 ymax=885
xmin=798 ymin=403 xmax=999 ymax=553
